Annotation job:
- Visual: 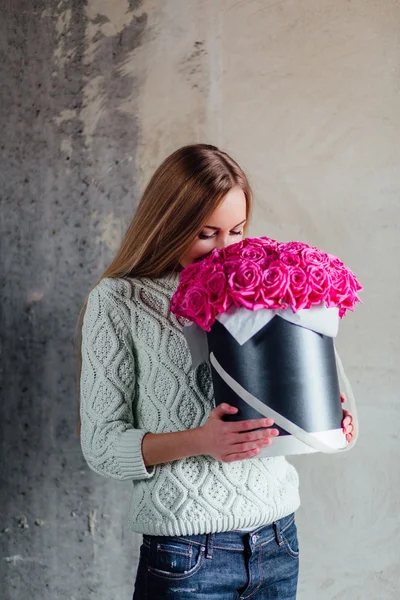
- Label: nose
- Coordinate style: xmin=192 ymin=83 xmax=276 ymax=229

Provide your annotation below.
xmin=215 ymin=237 xmax=237 ymax=250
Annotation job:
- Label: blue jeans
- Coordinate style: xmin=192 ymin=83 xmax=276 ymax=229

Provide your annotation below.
xmin=132 ymin=512 xmax=299 ymax=599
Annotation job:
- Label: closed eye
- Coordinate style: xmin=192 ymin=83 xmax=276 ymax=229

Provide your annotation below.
xmin=198 ymin=230 xmax=243 ymax=240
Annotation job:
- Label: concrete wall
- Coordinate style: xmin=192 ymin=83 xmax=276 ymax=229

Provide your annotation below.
xmin=1 ymin=1 xmax=399 ymax=598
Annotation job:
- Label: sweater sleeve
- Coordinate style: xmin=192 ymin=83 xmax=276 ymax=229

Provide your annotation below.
xmin=79 ymin=281 xmax=156 ymax=481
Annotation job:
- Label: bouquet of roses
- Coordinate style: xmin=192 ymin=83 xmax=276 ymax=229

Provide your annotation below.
xmin=171 ymin=236 xmax=362 ymax=331
xmin=170 ymin=236 xmax=362 ymax=458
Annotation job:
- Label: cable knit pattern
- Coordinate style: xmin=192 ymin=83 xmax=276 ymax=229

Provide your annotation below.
xmin=80 ymin=272 xmax=300 ymax=536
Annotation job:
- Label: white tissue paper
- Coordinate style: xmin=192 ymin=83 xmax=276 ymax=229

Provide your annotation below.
xmin=183 ymin=303 xmax=339 ymax=369
xmin=217 ymin=303 xmax=339 ymax=345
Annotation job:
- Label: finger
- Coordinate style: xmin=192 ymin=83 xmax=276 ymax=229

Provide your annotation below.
xmin=342 ymin=413 xmax=352 ymax=426
xmin=227 ymin=418 xmax=274 ymax=432
xmin=266 ymin=429 xmax=280 ymax=437
xmin=234 ymin=429 xmax=279 ymax=444
xmin=223 ymin=448 xmax=262 ymax=462
xmin=340 ymin=393 xmax=346 ymax=403
xmin=212 ymin=403 xmax=238 ymax=418
xmin=342 ymin=416 xmax=351 ymax=427
xmin=230 ymin=439 xmax=273 ymax=454
xmin=343 ymin=424 xmax=354 ymax=435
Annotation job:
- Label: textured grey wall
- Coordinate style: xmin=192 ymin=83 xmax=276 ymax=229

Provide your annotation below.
xmin=1 ymin=1 xmax=399 ymax=599
xmin=1 ymin=2 xmax=148 ymax=599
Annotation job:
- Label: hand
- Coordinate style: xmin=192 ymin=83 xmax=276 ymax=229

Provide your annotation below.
xmin=198 ymin=403 xmax=279 ymax=463
xmin=341 ymin=393 xmax=354 ymax=443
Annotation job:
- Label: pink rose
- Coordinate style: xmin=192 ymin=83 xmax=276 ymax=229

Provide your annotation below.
xmin=340 ymin=293 xmax=357 ymax=312
xmin=347 ymin=268 xmax=363 ymax=292
xmin=328 ymin=267 xmax=351 ymax=304
xmin=207 ymin=247 xmax=224 ymax=263
xmin=300 ymin=247 xmax=330 ymax=268
xmin=279 ymin=251 xmax=301 ymax=268
xmin=170 ymin=279 xmax=192 ymax=315
xmin=328 ymin=255 xmax=345 ymax=270
xmin=207 ymin=269 xmax=231 ymax=312
xmin=247 ymin=236 xmax=278 ymax=249
xmin=196 ymin=262 xmax=223 ymax=283
xmin=228 ymin=261 xmax=265 ymax=309
xmin=328 ymin=256 xmax=363 ymax=290
xmin=179 ymin=262 xmax=202 ymax=285
xmin=261 ymin=251 xmax=280 ymax=269
xmin=279 ymin=241 xmax=310 ymax=253
xmin=253 ymin=238 xmax=279 ymax=257
xmin=180 ymin=285 xmax=216 ymax=331
xmin=220 ymin=246 xmax=241 ymax=262
xmin=306 ymin=265 xmax=330 ymax=305
xmin=285 ymin=266 xmax=310 ymax=311
xmin=337 ymin=289 xmax=359 ymax=318
xmin=239 ymin=245 xmax=268 ymax=263
xmin=259 ymin=260 xmax=290 ymax=308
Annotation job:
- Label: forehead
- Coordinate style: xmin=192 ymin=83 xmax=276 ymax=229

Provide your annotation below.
xmin=204 ymin=188 xmax=246 ymax=227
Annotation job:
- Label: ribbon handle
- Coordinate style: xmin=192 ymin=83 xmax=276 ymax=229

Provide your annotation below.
xmin=333 ymin=344 xmax=359 ymax=452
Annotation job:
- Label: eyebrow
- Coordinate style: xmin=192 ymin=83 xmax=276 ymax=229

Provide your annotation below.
xmin=202 ymin=219 xmax=246 ymax=231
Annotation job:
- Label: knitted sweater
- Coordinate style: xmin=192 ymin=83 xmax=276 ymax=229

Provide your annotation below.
xmin=79 ymin=272 xmax=300 ymax=536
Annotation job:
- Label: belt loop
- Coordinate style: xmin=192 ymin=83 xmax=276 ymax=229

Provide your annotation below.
xmin=273 ymin=520 xmax=284 ymax=546
xmin=205 ymin=532 xmax=214 ymax=559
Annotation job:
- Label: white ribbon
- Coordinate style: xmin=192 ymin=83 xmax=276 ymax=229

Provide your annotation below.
xmin=333 ymin=345 xmax=359 ymax=451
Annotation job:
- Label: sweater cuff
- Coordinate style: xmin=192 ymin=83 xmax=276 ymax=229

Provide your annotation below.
xmin=114 ymin=429 xmax=156 ymax=480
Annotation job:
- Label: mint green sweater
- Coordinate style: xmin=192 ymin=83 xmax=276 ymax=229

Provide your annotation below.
xmin=79 ymin=272 xmax=300 ymax=536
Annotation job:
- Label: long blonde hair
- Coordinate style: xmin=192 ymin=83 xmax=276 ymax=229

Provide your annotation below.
xmin=74 ymin=143 xmax=253 ymax=435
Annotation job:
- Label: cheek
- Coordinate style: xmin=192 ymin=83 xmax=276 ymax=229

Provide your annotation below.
xmin=190 ymin=239 xmax=216 ymax=258
xmin=180 ymin=239 xmax=217 ymax=267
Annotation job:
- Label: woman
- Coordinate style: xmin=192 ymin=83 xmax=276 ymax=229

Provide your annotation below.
xmin=76 ymin=143 xmax=354 ymax=599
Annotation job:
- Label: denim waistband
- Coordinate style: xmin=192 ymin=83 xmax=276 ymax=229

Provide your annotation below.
xmin=142 ymin=513 xmax=295 ymax=556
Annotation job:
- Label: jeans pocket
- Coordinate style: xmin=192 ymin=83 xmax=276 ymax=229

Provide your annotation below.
xmin=147 ymin=536 xmax=206 ymax=580
xmin=281 ymin=518 xmax=300 ymax=559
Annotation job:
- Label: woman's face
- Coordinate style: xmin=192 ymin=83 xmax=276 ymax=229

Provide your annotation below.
xmin=179 ymin=186 xmax=247 ymax=268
